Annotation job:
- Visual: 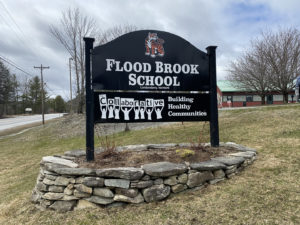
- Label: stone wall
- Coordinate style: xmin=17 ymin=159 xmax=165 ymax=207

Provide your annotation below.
xmin=31 ymin=142 xmax=257 ymax=212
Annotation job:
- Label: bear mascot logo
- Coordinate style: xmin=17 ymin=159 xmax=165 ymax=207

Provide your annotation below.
xmin=145 ymin=32 xmax=165 ymax=58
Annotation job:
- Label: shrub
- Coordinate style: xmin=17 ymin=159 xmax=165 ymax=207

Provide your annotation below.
xmin=176 ymin=149 xmax=195 ymax=158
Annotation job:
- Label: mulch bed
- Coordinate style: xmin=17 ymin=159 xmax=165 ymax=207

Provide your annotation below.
xmin=76 ymin=146 xmax=238 ymax=169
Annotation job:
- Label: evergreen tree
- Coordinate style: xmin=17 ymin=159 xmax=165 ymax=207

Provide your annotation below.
xmin=20 ymin=78 xmax=31 ymax=113
xmin=54 ymin=95 xmax=66 ymax=113
xmin=28 ymin=76 xmax=47 ymax=114
xmin=0 ymin=60 xmax=17 ymax=116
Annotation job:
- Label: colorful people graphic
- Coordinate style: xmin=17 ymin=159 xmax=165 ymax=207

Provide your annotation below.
xmin=121 ymin=107 xmax=132 ymax=120
xmin=99 ymin=94 xmax=108 ymax=119
xmin=140 ymin=106 xmax=146 ymax=119
xmin=146 ymin=107 xmax=154 ymax=120
xmin=99 ymin=95 xmax=164 ymax=121
xmin=108 ymin=105 xmax=114 ymax=118
xmin=100 ymin=106 xmax=107 ymax=119
xmin=155 ymin=107 xmax=163 ymax=119
xmin=134 ymin=101 xmax=140 ymax=120
xmin=114 ymin=106 xmax=120 ymax=119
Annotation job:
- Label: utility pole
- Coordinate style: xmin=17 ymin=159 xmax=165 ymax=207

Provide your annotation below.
xmin=69 ymin=58 xmax=73 ymax=113
xmin=34 ymin=64 xmax=49 ymax=125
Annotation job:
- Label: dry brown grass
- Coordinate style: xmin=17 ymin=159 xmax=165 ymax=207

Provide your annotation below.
xmin=0 ymin=104 xmax=299 ymax=225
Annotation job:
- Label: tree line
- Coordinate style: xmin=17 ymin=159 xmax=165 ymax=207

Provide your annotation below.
xmin=227 ymin=27 xmax=300 ymax=104
xmin=0 ymin=61 xmax=66 ymax=118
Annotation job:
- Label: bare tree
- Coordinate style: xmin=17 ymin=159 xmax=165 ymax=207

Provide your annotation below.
xmin=261 ymin=28 xmax=300 ymax=103
xmin=97 ymin=25 xmax=138 ymax=45
xmin=227 ymin=41 xmax=270 ymax=104
xmin=97 ymin=25 xmax=138 ymax=132
xmin=228 ymin=27 xmax=300 ymax=104
xmin=50 ymin=7 xmax=98 ymax=113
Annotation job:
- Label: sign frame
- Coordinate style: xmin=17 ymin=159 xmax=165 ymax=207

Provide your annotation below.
xmin=84 ymin=30 xmax=219 ymax=161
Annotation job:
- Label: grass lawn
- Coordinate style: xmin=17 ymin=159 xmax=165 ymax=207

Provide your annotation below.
xmin=0 ymin=104 xmax=299 ymax=225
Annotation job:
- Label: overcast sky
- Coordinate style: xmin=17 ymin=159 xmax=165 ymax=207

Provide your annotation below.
xmin=1 ymin=0 xmax=300 ymax=99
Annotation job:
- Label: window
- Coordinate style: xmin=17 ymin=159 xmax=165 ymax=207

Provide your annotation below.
xmin=246 ymin=96 xmax=253 ymax=102
xmin=253 ymin=95 xmax=261 ymax=101
xmin=273 ymin=95 xmax=283 ymax=101
xmin=233 ymin=95 xmax=246 ymax=101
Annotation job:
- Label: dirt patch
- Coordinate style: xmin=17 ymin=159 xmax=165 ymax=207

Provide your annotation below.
xmin=76 ymin=146 xmax=238 ymax=169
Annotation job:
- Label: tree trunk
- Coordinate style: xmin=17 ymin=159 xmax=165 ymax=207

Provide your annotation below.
xmin=261 ymin=94 xmax=266 ymax=105
xmin=3 ymin=103 xmax=7 ymax=116
xmin=74 ymin=50 xmax=81 ymax=114
xmin=283 ymin=92 xmax=289 ymax=104
xmin=80 ymin=40 xmax=85 ymax=113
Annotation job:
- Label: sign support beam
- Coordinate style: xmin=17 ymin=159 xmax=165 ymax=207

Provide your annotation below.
xmin=206 ymin=46 xmax=219 ymax=147
xmin=84 ymin=37 xmax=95 ymax=161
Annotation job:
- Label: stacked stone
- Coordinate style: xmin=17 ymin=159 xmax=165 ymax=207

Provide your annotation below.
xmin=31 ymin=142 xmax=257 ymax=212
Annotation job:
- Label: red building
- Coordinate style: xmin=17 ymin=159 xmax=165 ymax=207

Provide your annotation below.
xmin=217 ymin=80 xmax=297 ymax=108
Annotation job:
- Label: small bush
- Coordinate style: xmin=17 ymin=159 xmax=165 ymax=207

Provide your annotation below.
xmin=176 ymin=149 xmax=195 ymax=158
xmin=95 ymin=124 xmax=117 ymax=156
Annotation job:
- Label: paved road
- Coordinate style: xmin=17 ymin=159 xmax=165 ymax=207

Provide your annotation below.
xmin=0 ymin=114 xmax=65 ymax=131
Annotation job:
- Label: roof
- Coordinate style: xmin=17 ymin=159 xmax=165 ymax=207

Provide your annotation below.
xmin=217 ymin=80 xmax=249 ymax=92
xmin=218 ymin=79 xmax=298 ymax=92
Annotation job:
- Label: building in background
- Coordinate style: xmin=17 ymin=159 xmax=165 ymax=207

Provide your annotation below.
xmin=217 ymin=80 xmax=297 ymax=108
xmin=296 ymin=76 xmax=300 ymax=102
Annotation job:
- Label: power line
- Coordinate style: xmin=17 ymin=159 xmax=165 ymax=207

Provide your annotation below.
xmin=44 ymin=83 xmax=57 ymax=95
xmin=0 ymin=0 xmax=26 ymax=37
xmin=0 ymin=1 xmax=40 ymax=57
xmin=0 ymin=55 xmax=36 ymax=77
xmin=45 ymin=84 xmax=68 ymax=96
xmin=0 ymin=10 xmax=29 ymax=48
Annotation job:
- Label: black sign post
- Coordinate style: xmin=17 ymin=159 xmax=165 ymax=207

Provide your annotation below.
xmin=84 ymin=37 xmax=95 ymax=161
xmin=84 ymin=30 xmax=219 ymax=161
xmin=207 ymin=46 xmax=219 ymax=147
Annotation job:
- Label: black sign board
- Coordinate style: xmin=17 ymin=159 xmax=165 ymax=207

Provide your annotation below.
xmin=84 ymin=30 xmax=219 ymax=161
xmin=92 ymin=30 xmax=209 ymax=92
xmin=94 ymin=92 xmax=210 ymax=123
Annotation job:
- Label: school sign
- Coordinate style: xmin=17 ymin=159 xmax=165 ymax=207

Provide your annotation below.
xmin=84 ymin=30 xmax=219 ymax=161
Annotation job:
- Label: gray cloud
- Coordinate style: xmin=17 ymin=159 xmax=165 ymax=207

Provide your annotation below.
xmin=1 ymin=0 xmax=300 ymax=99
